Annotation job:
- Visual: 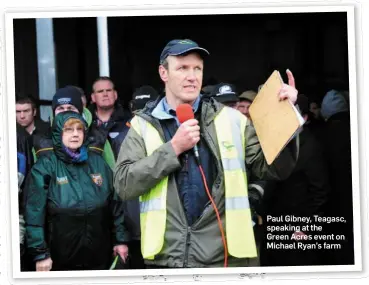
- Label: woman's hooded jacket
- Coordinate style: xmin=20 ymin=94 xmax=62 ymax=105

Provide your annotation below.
xmin=24 ymin=112 xmax=128 ymax=270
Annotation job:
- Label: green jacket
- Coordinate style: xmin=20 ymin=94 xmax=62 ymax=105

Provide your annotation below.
xmin=25 ymin=112 xmax=128 ymax=270
xmin=113 ymin=97 xmax=299 ymax=268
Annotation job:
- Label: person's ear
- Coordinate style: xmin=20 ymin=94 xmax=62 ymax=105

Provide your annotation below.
xmin=159 ymin=65 xmax=169 ymax=82
xmin=91 ymin=93 xmax=96 ymax=103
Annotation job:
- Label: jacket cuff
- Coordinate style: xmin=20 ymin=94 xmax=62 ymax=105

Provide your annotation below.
xmin=33 ymin=252 xmax=50 ymax=262
xmin=114 ymin=241 xmax=130 ymax=247
xmin=163 ymin=141 xmax=181 ymax=166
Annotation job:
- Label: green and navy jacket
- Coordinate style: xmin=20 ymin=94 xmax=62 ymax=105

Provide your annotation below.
xmin=24 ymin=112 xmax=128 ymax=270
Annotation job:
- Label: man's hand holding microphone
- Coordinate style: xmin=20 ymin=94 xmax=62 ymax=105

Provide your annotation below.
xmin=171 ymin=104 xmax=200 ymax=158
xmin=171 ymin=118 xmax=200 ymax=156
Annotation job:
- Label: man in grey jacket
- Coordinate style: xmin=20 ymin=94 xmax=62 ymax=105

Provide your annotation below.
xmin=114 ymin=39 xmax=299 ymax=268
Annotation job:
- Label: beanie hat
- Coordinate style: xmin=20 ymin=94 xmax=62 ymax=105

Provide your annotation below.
xmin=52 ymin=86 xmax=83 ymax=114
xmin=321 ymin=89 xmax=349 ymax=120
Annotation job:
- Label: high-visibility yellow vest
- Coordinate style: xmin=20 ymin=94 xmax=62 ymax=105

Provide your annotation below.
xmin=130 ymin=107 xmax=257 ymax=260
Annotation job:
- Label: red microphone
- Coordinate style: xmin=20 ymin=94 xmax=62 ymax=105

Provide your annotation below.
xmin=176 ymin=104 xmax=201 ymax=164
xmin=177 ymin=103 xmax=194 ymax=123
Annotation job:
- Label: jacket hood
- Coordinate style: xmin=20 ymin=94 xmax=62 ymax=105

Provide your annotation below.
xmin=321 ymin=89 xmax=349 ymax=121
xmin=52 ymin=111 xmax=89 ymax=164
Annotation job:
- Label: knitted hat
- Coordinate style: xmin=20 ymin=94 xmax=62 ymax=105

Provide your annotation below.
xmin=52 ymin=86 xmax=83 ymax=114
xmin=321 ymin=89 xmax=349 ymax=120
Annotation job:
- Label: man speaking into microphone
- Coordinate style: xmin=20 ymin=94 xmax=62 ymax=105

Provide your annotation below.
xmin=114 ymin=39 xmax=299 ymax=268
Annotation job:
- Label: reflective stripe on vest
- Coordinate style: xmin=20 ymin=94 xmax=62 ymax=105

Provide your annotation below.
xmin=214 ymin=107 xmax=257 ymax=258
xmin=130 ymin=116 xmax=168 ymax=260
xmin=130 ymin=107 xmax=256 ymax=260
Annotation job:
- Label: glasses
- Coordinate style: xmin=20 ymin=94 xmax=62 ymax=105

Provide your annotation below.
xmin=63 ymin=127 xmax=84 ymax=134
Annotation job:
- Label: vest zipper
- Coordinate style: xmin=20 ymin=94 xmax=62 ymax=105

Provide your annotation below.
xmin=183 ymin=226 xmax=191 ymax=267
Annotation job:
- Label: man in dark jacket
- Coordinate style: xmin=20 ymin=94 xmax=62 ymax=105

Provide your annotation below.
xmin=261 ymin=94 xmax=330 ymax=266
xmin=16 ymin=96 xmax=50 ymax=136
xmin=89 ymin=76 xmax=131 ymax=161
xmin=16 ymin=95 xmax=50 ymax=160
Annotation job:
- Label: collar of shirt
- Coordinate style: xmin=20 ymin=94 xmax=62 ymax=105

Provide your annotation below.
xmin=30 ymin=125 xmax=36 ymax=135
xmin=95 ymin=111 xmax=111 ymax=128
xmin=152 ymin=95 xmax=201 ymax=126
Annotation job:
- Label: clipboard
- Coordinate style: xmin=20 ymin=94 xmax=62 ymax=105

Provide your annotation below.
xmin=249 ymin=70 xmax=304 ymax=165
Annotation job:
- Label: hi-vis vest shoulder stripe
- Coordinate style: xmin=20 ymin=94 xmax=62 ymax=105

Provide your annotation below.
xmin=130 ymin=107 xmax=257 ymax=260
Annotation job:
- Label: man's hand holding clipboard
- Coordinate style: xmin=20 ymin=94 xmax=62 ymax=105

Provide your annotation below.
xmin=278 ymin=69 xmax=298 ymax=104
xmin=249 ymin=70 xmax=303 ymax=165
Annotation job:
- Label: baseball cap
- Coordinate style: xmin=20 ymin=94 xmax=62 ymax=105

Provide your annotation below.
xmin=239 ymin=90 xmax=257 ymax=103
xmin=210 ymin=83 xmax=239 ymax=103
xmin=159 ymin=39 xmax=209 ymax=65
xmin=131 ymin=85 xmax=160 ymax=111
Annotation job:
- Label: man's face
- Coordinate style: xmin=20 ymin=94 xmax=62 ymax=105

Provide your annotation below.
xmin=55 ymin=104 xmax=79 ymax=115
xmin=159 ymin=53 xmax=203 ymax=106
xmin=16 ymin=103 xmax=35 ymax=128
xmin=309 ymin=102 xmax=321 ymax=119
xmin=91 ymin=80 xmax=117 ymax=110
xmin=237 ymin=100 xmax=252 ymax=118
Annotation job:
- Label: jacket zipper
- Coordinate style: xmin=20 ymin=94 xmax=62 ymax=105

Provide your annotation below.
xmin=188 ymin=117 xmax=222 ymax=229
xmin=183 ymin=226 xmax=191 ymax=267
xmin=78 ymin=166 xmax=88 ymax=269
xmin=182 ymin=123 xmax=223 ymax=266
xmin=191 ymin=131 xmax=222 ymax=225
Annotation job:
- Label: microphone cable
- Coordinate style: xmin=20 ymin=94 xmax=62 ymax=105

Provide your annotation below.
xmin=198 ymin=164 xmax=228 ymax=267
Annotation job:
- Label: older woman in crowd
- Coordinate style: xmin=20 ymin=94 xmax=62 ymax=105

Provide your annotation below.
xmin=24 ymin=111 xmax=129 ymax=271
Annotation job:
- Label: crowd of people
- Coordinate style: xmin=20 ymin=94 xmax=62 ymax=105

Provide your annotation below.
xmin=15 ymin=39 xmax=353 ymax=271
